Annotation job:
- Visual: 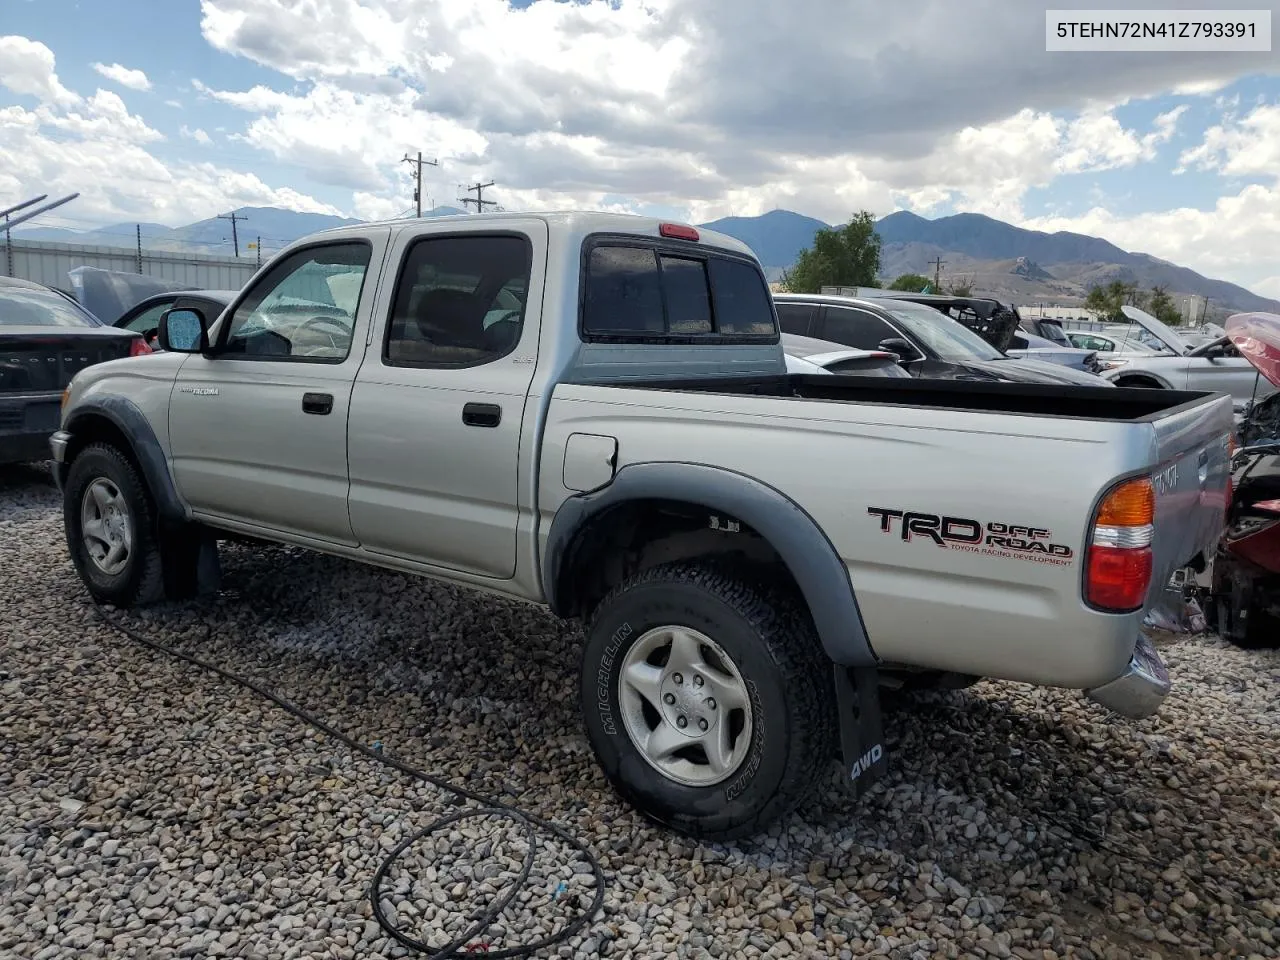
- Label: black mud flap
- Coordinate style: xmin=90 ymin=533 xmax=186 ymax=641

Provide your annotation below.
xmin=834 ymin=665 xmax=888 ymax=796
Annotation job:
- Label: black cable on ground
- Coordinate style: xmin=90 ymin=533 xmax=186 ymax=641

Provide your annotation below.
xmin=86 ymin=596 xmax=607 ymax=960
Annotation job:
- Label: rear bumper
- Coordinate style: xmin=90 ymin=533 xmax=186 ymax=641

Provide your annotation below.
xmin=0 ymin=431 xmax=57 ymax=465
xmin=0 ymin=393 xmax=62 ymax=465
xmin=1084 ymin=632 xmax=1170 ymax=719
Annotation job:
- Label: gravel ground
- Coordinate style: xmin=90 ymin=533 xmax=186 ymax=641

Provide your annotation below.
xmin=1 ymin=463 xmax=1278 ymax=960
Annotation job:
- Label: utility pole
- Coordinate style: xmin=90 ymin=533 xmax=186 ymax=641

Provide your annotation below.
xmin=136 ymin=224 xmax=143 ymax=273
xmin=403 ymin=152 xmax=439 ymax=218
xmin=218 ymin=210 xmax=247 ymax=256
xmin=4 ymin=214 xmax=11 ymax=277
xmin=459 ymin=180 xmax=497 ymax=212
xmin=930 ymin=256 xmax=946 ymax=291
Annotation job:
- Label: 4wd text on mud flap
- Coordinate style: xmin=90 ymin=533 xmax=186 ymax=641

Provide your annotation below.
xmin=867 ymin=508 xmax=1075 ymax=565
xmin=850 ymin=743 xmax=883 ymax=781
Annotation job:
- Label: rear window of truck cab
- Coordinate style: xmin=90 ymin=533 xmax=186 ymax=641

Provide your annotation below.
xmin=581 ymin=237 xmax=778 ymax=342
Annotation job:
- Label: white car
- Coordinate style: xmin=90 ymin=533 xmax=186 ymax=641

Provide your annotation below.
xmin=1068 ymin=331 xmax=1164 ymax=356
xmin=1094 ymin=306 xmax=1277 ymax=413
xmin=1006 ymin=330 xmax=1101 ymax=373
xmin=782 ymin=333 xmax=910 ymax=377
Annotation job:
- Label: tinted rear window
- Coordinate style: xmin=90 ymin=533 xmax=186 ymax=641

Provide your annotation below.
xmin=0 ymin=287 xmax=99 ymax=327
xmin=708 ymin=258 xmax=775 ymax=335
xmin=583 ymin=241 xmax=777 ymax=340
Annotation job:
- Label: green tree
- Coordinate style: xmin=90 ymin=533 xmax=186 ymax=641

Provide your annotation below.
xmin=949 ymin=280 xmax=974 ymax=297
xmin=1148 ymin=285 xmax=1182 ymax=326
xmin=1084 ymin=284 xmax=1119 ymax=320
xmin=781 ymin=212 xmax=882 ymax=292
xmin=889 ymin=273 xmax=931 ymax=291
xmin=1085 ymin=280 xmax=1139 ymax=322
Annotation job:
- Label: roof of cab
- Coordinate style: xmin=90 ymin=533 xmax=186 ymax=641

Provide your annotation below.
xmin=306 ymin=210 xmax=757 ymax=260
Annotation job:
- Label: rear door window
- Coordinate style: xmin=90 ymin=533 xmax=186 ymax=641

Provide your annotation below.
xmin=775 ymin=302 xmax=818 ymax=336
xmin=820 ymin=306 xmax=900 ymax=351
xmin=582 ymin=240 xmax=777 ymax=340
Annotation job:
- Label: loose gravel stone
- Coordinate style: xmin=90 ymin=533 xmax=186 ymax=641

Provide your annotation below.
xmin=1 ymin=464 xmax=1277 ymax=959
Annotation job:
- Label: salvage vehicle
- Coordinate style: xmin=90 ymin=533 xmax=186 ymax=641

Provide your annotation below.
xmin=1067 ymin=331 xmax=1163 ymax=356
xmin=1195 ymin=312 xmax=1280 ymax=649
xmin=1 ymin=276 xmax=149 ymax=465
xmin=1093 ymin=306 xmax=1277 ymax=414
xmin=52 ymin=212 xmax=1233 ymax=839
xmin=839 ymin=288 xmax=1024 ymax=352
xmin=775 ymin=292 xmax=1110 ymax=386
xmin=1003 ymin=330 xmax=1101 ymax=374
xmin=113 ymin=290 xmax=238 ymax=350
xmin=782 ymin=333 xmax=910 ymax=377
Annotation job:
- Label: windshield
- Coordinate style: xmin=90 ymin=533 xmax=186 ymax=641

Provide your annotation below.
xmin=1038 ymin=321 xmax=1071 ymax=346
xmin=879 ymin=301 xmax=1005 ymax=361
xmin=1 ymin=286 xmax=102 ymax=327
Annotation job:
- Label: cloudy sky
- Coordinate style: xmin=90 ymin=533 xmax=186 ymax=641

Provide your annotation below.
xmin=2 ymin=0 xmax=1279 ymax=294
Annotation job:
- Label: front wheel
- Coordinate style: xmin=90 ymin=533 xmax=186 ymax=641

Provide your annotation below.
xmin=580 ymin=562 xmax=836 ymax=840
xmin=63 ymin=443 xmax=171 ymax=608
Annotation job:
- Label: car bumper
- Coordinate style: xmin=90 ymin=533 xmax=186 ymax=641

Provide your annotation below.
xmin=1083 ymin=632 xmax=1170 ymax=720
xmin=49 ymin=429 xmax=71 ymax=491
xmin=0 ymin=394 xmax=62 ymax=465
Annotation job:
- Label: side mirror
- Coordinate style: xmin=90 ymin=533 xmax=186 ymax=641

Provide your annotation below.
xmin=158 ymin=308 xmax=209 ymax=354
xmin=877 ymin=337 xmax=919 ymax=361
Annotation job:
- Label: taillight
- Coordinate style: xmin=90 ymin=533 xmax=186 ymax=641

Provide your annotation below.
xmin=1086 ymin=475 xmax=1155 ymax=612
xmin=129 ymin=338 xmax=152 ymax=357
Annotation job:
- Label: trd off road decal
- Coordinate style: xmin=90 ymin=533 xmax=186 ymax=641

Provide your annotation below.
xmin=867 ymin=507 xmax=1075 ymax=566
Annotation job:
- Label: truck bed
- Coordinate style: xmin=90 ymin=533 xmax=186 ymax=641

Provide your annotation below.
xmin=603 ymin=373 xmax=1218 ymax=422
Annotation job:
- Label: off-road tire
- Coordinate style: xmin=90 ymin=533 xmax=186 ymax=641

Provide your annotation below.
xmin=580 ymin=561 xmax=837 ymax=840
xmin=63 ymin=443 xmax=190 ymax=608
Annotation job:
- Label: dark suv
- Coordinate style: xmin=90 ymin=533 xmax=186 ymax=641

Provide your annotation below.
xmin=773 ymin=293 xmax=1109 ymax=386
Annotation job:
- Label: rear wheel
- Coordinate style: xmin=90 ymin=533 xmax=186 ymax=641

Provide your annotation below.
xmin=580 ymin=562 xmax=836 ymax=840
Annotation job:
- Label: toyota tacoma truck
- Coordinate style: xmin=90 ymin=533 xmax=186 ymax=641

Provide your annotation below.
xmin=50 ymin=212 xmax=1234 ymax=840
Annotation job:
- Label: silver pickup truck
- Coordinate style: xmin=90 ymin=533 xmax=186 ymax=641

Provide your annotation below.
xmin=51 ymin=212 xmax=1234 ymax=840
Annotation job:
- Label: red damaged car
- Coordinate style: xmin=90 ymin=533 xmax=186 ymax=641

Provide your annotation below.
xmin=1201 ymin=310 xmax=1280 ymax=648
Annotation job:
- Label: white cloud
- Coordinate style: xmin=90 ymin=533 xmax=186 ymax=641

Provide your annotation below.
xmin=181 ymin=124 xmax=213 ymax=145
xmin=91 ymin=62 xmax=151 ymax=91
xmin=0 ymin=42 xmax=340 ymax=227
xmin=0 ymin=35 xmax=79 ymax=105
xmin=45 ymin=90 xmax=165 ymax=143
xmin=1021 ymin=182 xmax=1280 ymax=298
xmin=1177 ymin=103 xmax=1280 ymax=179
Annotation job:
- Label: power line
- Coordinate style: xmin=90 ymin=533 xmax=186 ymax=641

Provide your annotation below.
xmin=402 ymin=152 xmax=439 ymax=218
xmin=217 ymin=211 xmax=248 ymax=256
xmin=458 ymin=180 xmax=497 ymax=212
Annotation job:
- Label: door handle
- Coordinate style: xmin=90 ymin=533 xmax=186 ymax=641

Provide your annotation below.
xmin=462 ymin=402 xmax=501 ymax=428
xmin=302 ymin=392 xmax=333 ymax=415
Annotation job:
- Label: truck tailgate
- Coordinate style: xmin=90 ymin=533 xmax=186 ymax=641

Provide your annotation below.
xmin=1145 ymin=392 xmax=1234 ymax=598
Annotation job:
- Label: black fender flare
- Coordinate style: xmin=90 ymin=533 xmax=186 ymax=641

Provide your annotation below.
xmin=63 ymin=396 xmax=187 ymax=524
xmin=542 ymin=461 xmax=877 ymax=667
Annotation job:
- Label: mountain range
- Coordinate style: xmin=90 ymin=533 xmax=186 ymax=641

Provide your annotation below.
xmin=16 ymin=204 xmax=1274 ymax=316
xmin=701 ymin=209 xmax=1277 ymax=316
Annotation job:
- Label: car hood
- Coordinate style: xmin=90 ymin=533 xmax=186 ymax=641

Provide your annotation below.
xmin=1225 ymin=311 xmax=1280 ymax=388
xmin=1121 ymin=304 xmax=1192 ymax=356
xmin=931 ymin=356 xmax=1112 ymax=386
